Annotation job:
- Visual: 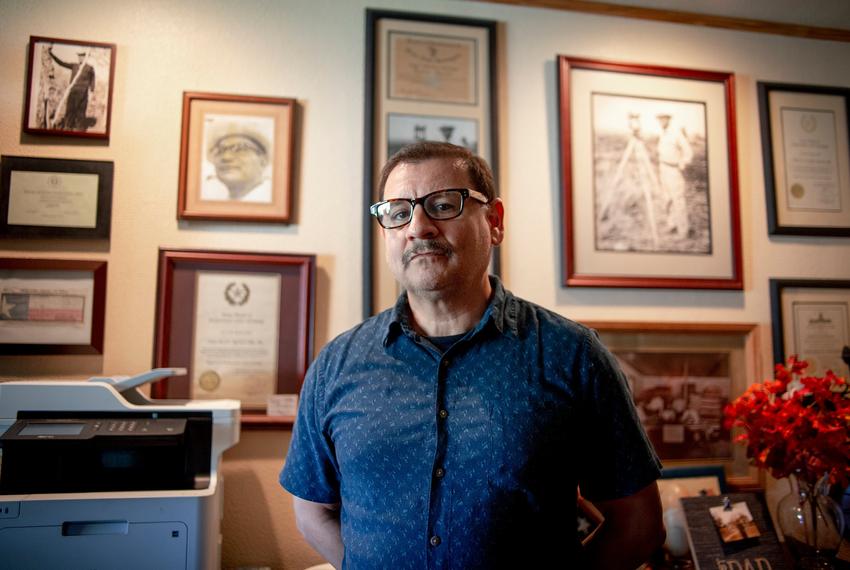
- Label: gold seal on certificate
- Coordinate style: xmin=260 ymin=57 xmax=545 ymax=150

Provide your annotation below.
xmin=790 ymin=183 xmax=805 ymax=199
xmin=198 ymin=370 xmax=221 ymax=392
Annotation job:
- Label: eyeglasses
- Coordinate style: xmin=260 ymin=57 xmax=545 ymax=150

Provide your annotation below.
xmin=210 ymin=141 xmax=263 ymax=158
xmin=370 ymin=188 xmax=489 ymax=229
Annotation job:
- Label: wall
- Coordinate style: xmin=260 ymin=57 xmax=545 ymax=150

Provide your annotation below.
xmin=1 ymin=0 xmax=849 ymax=568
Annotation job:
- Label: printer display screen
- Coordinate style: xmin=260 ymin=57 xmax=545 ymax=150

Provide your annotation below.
xmin=18 ymin=423 xmax=86 ymax=436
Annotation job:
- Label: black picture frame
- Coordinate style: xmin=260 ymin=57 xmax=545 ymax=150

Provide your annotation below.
xmin=0 ymin=155 xmax=113 ymax=239
xmin=758 ymin=81 xmax=850 ymax=237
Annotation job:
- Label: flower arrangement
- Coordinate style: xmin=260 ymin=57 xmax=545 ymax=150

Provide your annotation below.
xmin=723 ymin=356 xmax=850 ymax=488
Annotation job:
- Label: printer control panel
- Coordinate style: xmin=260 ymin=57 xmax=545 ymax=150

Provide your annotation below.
xmin=3 ymin=418 xmax=186 ymax=440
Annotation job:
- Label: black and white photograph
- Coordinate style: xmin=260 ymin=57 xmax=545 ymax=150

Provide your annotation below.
xmin=617 ymin=351 xmax=732 ymax=461
xmin=592 ymin=93 xmax=710 ymax=254
xmin=201 ymin=114 xmax=275 ymax=203
xmin=387 ymin=113 xmax=478 ymax=157
xmin=24 ymin=36 xmax=116 ymax=139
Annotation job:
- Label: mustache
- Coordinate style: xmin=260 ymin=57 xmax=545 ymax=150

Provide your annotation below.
xmin=402 ymin=240 xmax=453 ymax=266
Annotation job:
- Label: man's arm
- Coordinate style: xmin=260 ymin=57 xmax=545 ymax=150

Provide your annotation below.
xmin=292 ymin=496 xmax=344 ymax=569
xmin=47 ymin=48 xmax=71 ymax=70
xmin=582 ymin=481 xmax=665 ymax=569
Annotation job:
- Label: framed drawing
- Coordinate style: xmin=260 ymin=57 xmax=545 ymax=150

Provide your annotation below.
xmin=0 ymin=258 xmax=107 ymax=354
xmin=177 ymin=92 xmax=296 ymax=223
xmin=23 ymin=36 xmax=116 ymax=139
xmin=152 ymin=249 xmax=315 ymax=427
xmin=0 ymin=155 xmax=113 ymax=239
xmin=769 ymin=278 xmax=850 ymax=377
xmin=583 ymin=321 xmax=762 ymax=489
xmin=558 ymin=56 xmax=742 ymax=289
xmin=363 ymin=9 xmax=498 ymax=316
xmin=758 ymin=82 xmax=850 ymax=236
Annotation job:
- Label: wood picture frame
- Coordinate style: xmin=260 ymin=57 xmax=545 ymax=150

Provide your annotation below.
xmin=769 ymin=278 xmax=850 ymax=377
xmin=0 ymin=258 xmax=107 ymax=354
xmin=0 ymin=155 xmax=113 ymax=239
xmin=758 ymin=81 xmax=850 ymax=236
xmin=152 ymin=249 xmax=315 ymax=427
xmin=23 ymin=36 xmax=116 ymax=139
xmin=177 ymin=92 xmax=296 ymax=223
xmin=558 ymin=56 xmax=742 ymax=289
xmin=363 ymin=9 xmax=499 ymax=317
xmin=583 ymin=321 xmax=762 ymax=489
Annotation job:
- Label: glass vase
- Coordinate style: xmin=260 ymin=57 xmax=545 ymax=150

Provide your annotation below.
xmin=776 ymin=473 xmax=845 ymax=569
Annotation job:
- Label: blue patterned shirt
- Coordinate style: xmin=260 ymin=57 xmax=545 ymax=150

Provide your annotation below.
xmin=280 ymin=277 xmax=661 ymax=568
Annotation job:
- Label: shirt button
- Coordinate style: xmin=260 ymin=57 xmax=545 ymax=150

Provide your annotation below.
xmin=435 ymin=467 xmax=445 ymax=478
xmin=442 ymin=359 xmax=450 ymax=368
xmin=438 ymin=409 xmax=448 ymax=420
xmin=430 ymin=535 xmax=441 ymax=547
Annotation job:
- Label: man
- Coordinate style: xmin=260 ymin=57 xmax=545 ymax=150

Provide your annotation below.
xmin=656 ymin=113 xmax=694 ymax=238
xmin=48 ymin=47 xmax=95 ymax=131
xmin=202 ymin=121 xmax=272 ymax=202
xmin=281 ymin=142 xmax=664 ymax=568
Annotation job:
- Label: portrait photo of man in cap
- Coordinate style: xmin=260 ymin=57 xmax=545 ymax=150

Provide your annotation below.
xmin=201 ymin=115 xmax=275 ymax=203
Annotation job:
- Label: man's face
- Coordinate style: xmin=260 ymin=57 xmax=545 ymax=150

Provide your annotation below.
xmin=381 ymin=157 xmax=503 ymax=297
xmin=210 ymin=135 xmax=268 ymax=191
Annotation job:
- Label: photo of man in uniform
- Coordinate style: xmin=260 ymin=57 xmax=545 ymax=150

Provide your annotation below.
xmin=201 ymin=116 xmax=275 ymax=203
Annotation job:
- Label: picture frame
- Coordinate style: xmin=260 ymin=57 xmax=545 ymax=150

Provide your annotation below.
xmin=23 ymin=36 xmax=116 ymax=139
xmin=769 ymin=278 xmax=850 ymax=377
xmin=363 ymin=9 xmax=499 ymax=316
xmin=558 ymin=56 xmax=743 ymax=289
xmin=758 ymin=82 xmax=850 ymax=237
xmin=0 ymin=155 xmax=113 ymax=239
xmin=583 ymin=321 xmax=762 ymax=489
xmin=0 ymin=258 xmax=107 ymax=355
xmin=152 ymin=249 xmax=315 ymax=427
xmin=177 ymin=92 xmax=296 ymax=223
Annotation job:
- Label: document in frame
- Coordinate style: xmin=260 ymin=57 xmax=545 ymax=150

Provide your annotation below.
xmin=792 ymin=301 xmax=850 ymax=376
xmin=780 ymin=107 xmax=841 ymax=212
xmin=192 ymin=271 xmax=281 ymax=407
xmin=7 ymin=170 xmax=99 ymax=228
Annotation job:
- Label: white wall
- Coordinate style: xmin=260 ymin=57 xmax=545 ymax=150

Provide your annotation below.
xmin=2 ymin=1 xmax=849 ymax=568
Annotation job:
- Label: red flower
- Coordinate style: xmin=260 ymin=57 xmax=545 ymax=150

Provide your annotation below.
xmin=723 ymin=357 xmax=850 ymax=488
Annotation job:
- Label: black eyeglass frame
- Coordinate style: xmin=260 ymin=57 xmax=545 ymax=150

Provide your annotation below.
xmin=369 ymin=188 xmax=490 ymax=229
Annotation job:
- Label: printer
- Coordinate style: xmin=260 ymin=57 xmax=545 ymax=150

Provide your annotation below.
xmin=0 ymin=368 xmax=240 ymax=570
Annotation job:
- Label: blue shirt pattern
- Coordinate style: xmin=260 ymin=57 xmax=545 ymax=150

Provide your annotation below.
xmin=281 ymin=278 xmax=662 ymax=568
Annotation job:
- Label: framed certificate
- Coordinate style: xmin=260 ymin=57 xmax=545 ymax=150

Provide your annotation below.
xmin=0 ymin=155 xmax=113 ymax=239
xmin=0 ymin=258 xmax=107 ymax=354
xmin=152 ymin=249 xmax=315 ymax=427
xmin=363 ymin=9 xmax=499 ymax=316
xmin=559 ymin=56 xmax=743 ymax=289
xmin=769 ymin=278 xmax=850 ymax=377
xmin=758 ymin=82 xmax=850 ymax=236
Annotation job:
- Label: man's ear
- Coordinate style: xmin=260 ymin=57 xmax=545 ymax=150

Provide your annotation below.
xmin=487 ymin=198 xmax=505 ymax=246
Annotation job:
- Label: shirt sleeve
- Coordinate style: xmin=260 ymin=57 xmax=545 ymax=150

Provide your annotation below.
xmin=575 ymin=330 xmax=663 ymax=502
xmin=279 ymin=355 xmax=341 ymax=504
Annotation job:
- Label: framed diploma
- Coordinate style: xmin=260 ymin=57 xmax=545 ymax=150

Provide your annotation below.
xmin=0 ymin=258 xmax=107 ymax=354
xmin=770 ymin=278 xmax=850 ymax=377
xmin=758 ymin=82 xmax=850 ymax=237
xmin=178 ymin=92 xmax=297 ymax=224
xmin=152 ymin=249 xmax=315 ymax=427
xmin=559 ymin=56 xmax=743 ymax=289
xmin=363 ymin=9 xmax=499 ymax=316
xmin=0 ymin=155 xmax=113 ymax=239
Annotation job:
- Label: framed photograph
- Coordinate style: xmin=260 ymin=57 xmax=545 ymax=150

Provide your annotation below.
xmin=152 ymin=249 xmax=315 ymax=427
xmin=583 ymin=321 xmax=762 ymax=488
xmin=177 ymin=92 xmax=296 ymax=223
xmin=0 ymin=155 xmax=113 ymax=239
xmin=363 ymin=9 xmax=498 ymax=316
xmin=758 ymin=82 xmax=850 ymax=236
xmin=558 ymin=56 xmax=742 ymax=289
xmin=23 ymin=36 xmax=116 ymax=139
xmin=769 ymin=278 xmax=850 ymax=377
xmin=0 ymin=258 xmax=106 ymax=354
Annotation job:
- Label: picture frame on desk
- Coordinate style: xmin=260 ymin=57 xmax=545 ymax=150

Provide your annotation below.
xmin=558 ymin=56 xmax=742 ymax=289
xmin=0 ymin=155 xmax=113 ymax=240
xmin=758 ymin=82 xmax=850 ymax=237
xmin=363 ymin=9 xmax=499 ymax=316
xmin=23 ymin=36 xmax=116 ymax=139
xmin=177 ymin=92 xmax=296 ymax=224
xmin=0 ymin=258 xmax=107 ymax=355
xmin=152 ymin=249 xmax=315 ymax=427
xmin=583 ymin=321 xmax=762 ymax=489
xmin=769 ymin=278 xmax=850 ymax=377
